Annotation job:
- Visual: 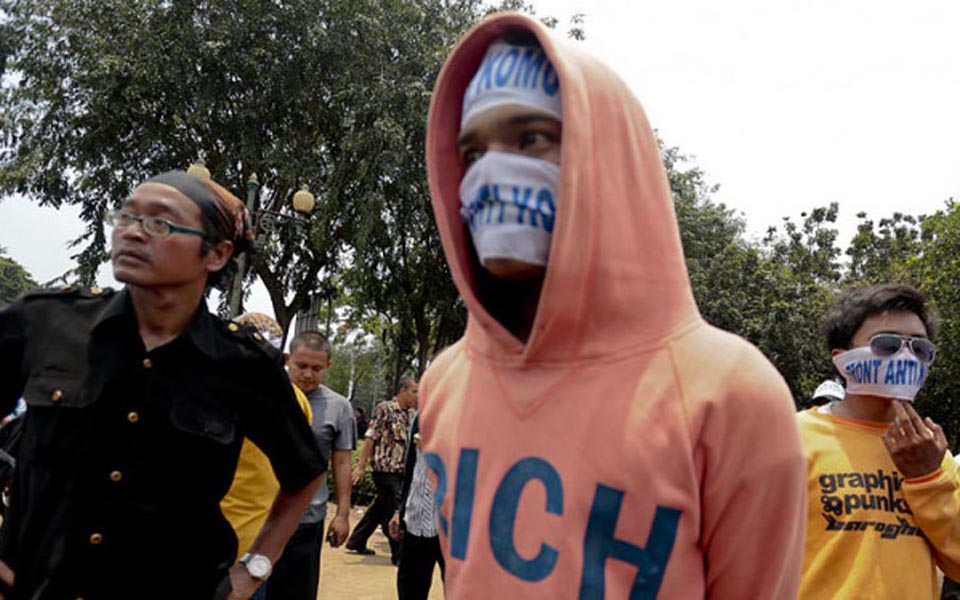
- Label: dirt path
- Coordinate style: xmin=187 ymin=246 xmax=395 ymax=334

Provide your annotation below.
xmin=318 ymin=505 xmax=444 ymax=599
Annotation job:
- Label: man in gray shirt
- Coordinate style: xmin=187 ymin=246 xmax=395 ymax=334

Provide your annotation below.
xmin=265 ymin=331 xmax=356 ymax=600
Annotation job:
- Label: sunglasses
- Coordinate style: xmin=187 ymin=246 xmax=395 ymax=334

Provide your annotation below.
xmin=869 ymin=334 xmax=937 ymax=363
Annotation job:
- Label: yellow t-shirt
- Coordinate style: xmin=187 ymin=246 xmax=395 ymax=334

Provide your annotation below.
xmin=797 ymin=407 xmax=960 ymax=599
xmin=221 ymin=384 xmax=313 ymax=557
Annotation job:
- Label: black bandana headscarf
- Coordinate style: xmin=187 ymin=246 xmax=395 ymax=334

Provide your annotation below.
xmin=146 ymin=170 xmax=253 ymax=253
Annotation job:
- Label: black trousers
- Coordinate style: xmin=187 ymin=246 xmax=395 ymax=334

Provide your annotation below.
xmin=944 ymin=577 xmax=960 ymax=600
xmin=397 ymin=533 xmax=445 ymax=600
xmin=346 ymin=471 xmax=403 ymax=561
xmin=263 ymin=519 xmax=324 ymax=600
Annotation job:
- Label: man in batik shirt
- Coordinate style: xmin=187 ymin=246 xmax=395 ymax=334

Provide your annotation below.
xmin=346 ymin=379 xmax=417 ymax=564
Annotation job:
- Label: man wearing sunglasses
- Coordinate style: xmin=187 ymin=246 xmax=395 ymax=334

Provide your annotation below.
xmin=0 ymin=171 xmax=326 ymax=600
xmin=797 ymin=283 xmax=960 ymax=599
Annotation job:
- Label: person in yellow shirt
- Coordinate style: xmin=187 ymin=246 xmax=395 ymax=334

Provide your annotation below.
xmin=798 ymin=284 xmax=960 ymax=599
xmin=220 ymin=312 xmax=314 ymax=600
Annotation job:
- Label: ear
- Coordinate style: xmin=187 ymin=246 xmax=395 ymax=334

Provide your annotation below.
xmin=830 ymin=348 xmax=845 ymax=358
xmin=284 ymin=352 xmax=291 ymax=365
xmin=204 ymin=240 xmax=234 ymax=274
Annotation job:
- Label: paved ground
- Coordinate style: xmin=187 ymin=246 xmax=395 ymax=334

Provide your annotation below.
xmin=318 ymin=505 xmax=444 ymax=599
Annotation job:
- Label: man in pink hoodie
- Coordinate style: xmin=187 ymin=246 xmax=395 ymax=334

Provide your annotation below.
xmin=417 ymin=12 xmax=807 ymax=599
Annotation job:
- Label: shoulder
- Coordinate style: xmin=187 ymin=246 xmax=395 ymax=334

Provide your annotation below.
xmin=318 ymin=385 xmax=351 ymax=409
xmin=795 ymin=407 xmax=836 ymax=439
xmin=420 ymin=342 xmax=467 ymax=407
xmin=16 ymin=284 xmax=116 ymax=308
xmin=318 ymin=384 xmax=349 ymax=402
xmin=668 ymin=324 xmax=800 ymax=436
xmin=673 ymin=324 xmax=792 ymax=398
xmin=4 ymin=285 xmax=119 ymax=330
xmin=421 ymin=340 xmax=466 ymax=389
xmin=371 ymin=401 xmax=393 ymax=418
xmin=216 ymin=317 xmax=285 ymax=366
xmin=796 ymin=407 xmax=820 ymax=426
xmin=22 ymin=284 xmax=111 ymax=298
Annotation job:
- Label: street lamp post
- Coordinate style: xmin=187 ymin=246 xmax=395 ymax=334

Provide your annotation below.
xmin=227 ymin=173 xmax=261 ymax=318
xmin=188 ymin=161 xmax=313 ymax=318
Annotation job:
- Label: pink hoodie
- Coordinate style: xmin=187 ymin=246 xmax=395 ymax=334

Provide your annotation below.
xmin=419 ymin=13 xmax=806 ymax=599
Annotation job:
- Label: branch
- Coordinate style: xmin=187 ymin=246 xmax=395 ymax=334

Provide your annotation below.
xmin=285 ymin=256 xmax=327 ymax=324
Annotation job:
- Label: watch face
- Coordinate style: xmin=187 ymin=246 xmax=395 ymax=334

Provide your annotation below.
xmin=246 ymin=555 xmax=271 ymax=579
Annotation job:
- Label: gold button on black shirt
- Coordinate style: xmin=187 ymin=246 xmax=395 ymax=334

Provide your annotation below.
xmin=0 ymin=287 xmax=325 ymax=599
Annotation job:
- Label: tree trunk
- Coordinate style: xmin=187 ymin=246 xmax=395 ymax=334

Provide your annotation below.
xmin=391 ymin=332 xmax=404 ymax=396
xmin=412 ymin=302 xmax=430 ymax=377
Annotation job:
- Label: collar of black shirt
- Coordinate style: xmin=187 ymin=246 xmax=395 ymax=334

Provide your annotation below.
xmin=92 ymin=287 xmax=246 ymax=360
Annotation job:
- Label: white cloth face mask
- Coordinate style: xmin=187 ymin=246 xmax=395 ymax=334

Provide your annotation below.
xmin=832 ymin=346 xmax=932 ymax=402
xmin=459 ymin=151 xmax=559 ymax=268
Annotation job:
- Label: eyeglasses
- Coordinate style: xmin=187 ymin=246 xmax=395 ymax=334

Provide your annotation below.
xmin=105 ymin=209 xmax=206 ymax=238
xmin=869 ymin=334 xmax=937 ymax=363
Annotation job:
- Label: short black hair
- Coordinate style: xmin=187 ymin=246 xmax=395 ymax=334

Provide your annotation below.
xmin=397 ymin=377 xmax=417 ymax=394
xmin=289 ymin=330 xmax=332 ymax=357
xmin=823 ymin=284 xmax=938 ymax=350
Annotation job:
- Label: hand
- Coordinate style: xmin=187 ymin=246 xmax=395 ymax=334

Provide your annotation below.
xmin=388 ymin=513 xmax=403 ymax=541
xmin=351 ymin=466 xmax=365 ymax=486
xmin=226 ymin=563 xmax=261 ymax=600
xmin=328 ymin=513 xmax=349 ymax=547
xmin=883 ymin=400 xmax=948 ymax=479
xmin=0 ymin=559 xmax=14 ymax=599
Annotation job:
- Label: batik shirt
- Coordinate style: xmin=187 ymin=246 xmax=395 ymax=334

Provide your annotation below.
xmin=367 ymin=400 xmax=414 ymax=474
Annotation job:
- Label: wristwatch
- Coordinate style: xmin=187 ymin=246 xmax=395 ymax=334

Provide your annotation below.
xmin=240 ymin=553 xmax=272 ymax=580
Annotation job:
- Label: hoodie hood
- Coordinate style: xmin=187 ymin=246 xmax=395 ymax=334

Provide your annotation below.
xmin=427 ymin=13 xmax=701 ymax=365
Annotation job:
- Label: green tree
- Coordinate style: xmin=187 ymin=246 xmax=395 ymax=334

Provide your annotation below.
xmin=0 ymin=18 xmax=14 ymax=79
xmin=663 ymin=140 xmax=756 ymax=334
xmin=911 ymin=201 xmax=960 ymax=444
xmin=323 ymin=332 xmax=388 ymax=415
xmin=0 ymin=0 xmax=579 ymax=393
xmin=334 ymin=1 xmax=580 ymax=385
xmin=0 ymin=0 xmax=489 ymax=330
xmin=846 ymin=211 xmax=924 ymax=286
xmin=662 ymin=138 xmax=843 ymax=401
xmin=0 ymin=246 xmax=37 ymax=305
xmin=755 ymin=206 xmax=843 ymax=401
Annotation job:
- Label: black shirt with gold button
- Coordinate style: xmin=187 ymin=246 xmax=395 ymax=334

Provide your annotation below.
xmin=0 ymin=287 xmax=325 ymax=600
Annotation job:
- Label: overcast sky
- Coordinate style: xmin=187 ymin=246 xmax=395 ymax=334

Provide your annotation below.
xmin=1 ymin=0 xmax=958 ymax=314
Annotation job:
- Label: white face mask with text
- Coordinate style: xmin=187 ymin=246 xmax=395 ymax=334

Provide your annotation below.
xmin=459 ymin=151 xmax=559 ymax=269
xmin=832 ymin=346 xmax=931 ymax=402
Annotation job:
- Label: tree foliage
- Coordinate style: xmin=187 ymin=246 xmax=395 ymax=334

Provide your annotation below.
xmin=0 ymin=0 xmax=579 ymax=395
xmin=663 ymin=138 xmax=960 ymax=443
xmin=663 ymin=141 xmax=838 ymax=399
xmin=0 ymin=246 xmax=37 ymax=305
xmin=323 ymin=333 xmax=388 ymax=416
xmin=0 ymin=0 xmax=493 ymax=334
xmin=911 ymin=202 xmax=960 ymax=442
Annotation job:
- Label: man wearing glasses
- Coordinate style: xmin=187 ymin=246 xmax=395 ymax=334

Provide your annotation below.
xmin=797 ymin=284 xmax=960 ymax=599
xmin=0 ymin=171 xmax=326 ymax=600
